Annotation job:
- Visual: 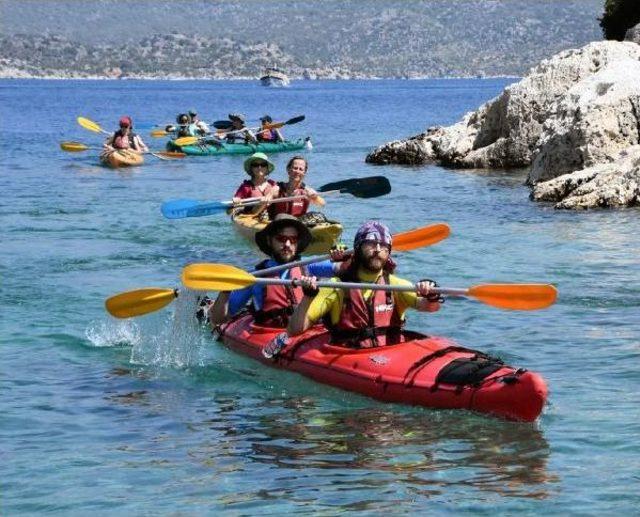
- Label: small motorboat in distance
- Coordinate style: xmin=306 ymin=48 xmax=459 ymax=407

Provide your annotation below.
xmin=260 ymin=67 xmax=290 ymax=87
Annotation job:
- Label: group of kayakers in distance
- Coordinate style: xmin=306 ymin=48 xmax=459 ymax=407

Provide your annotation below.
xmin=162 ymin=111 xmax=286 ymax=144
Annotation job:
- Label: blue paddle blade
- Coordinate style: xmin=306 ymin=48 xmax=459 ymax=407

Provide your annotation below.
xmin=161 ymin=199 xmax=231 ymax=219
xmin=161 ymin=199 xmax=201 ymax=219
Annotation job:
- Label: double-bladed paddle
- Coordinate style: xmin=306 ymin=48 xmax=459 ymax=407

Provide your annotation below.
xmin=161 ymin=175 xmax=391 ymax=219
xmin=60 ymin=141 xmax=185 ymax=160
xmin=104 ymin=223 xmax=451 ymax=318
xmin=173 ymin=115 xmax=306 ymax=147
xmin=76 ymin=117 xmax=181 ymax=161
xmin=182 ymin=263 xmax=558 ymax=311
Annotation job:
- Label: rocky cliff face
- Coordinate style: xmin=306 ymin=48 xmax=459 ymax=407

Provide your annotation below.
xmin=366 ymin=41 xmax=640 ymax=209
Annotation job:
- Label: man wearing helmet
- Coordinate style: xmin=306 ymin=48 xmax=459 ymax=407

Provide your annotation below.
xmin=104 ymin=116 xmax=149 ymax=153
xmin=286 ymin=220 xmax=441 ymax=350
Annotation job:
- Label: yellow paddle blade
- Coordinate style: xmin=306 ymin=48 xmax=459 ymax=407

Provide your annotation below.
xmin=77 ymin=116 xmax=104 ymax=133
xmin=105 ymin=288 xmax=178 ymax=318
xmin=173 ymin=136 xmax=200 ymax=146
xmin=182 ymin=263 xmax=256 ymax=291
xmin=60 ymin=141 xmax=89 ymax=152
xmin=468 ymin=284 xmax=558 ymax=311
xmin=394 ymin=223 xmax=450 ymax=252
xmin=151 ymin=129 xmax=168 ymax=137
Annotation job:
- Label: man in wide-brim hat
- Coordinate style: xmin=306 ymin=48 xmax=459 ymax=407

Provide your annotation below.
xmin=225 ymin=112 xmax=257 ymax=143
xmin=207 ymin=213 xmax=343 ymax=330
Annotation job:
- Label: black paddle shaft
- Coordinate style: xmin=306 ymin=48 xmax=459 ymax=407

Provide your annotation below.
xmin=318 ymin=176 xmax=391 ymax=199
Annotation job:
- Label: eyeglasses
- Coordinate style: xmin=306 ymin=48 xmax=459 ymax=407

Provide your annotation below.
xmin=252 ymin=162 xmax=269 ymax=168
xmin=273 ymin=234 xmax=298 ymax=245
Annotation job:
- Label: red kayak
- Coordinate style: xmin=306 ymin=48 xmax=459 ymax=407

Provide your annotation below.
xmin=218 ymin=314 xmax=547 ymax=422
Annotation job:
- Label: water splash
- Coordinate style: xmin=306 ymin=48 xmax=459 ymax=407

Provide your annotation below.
xmin=85 ymin=318 xmax=142 ymax=348
xmin=130 ymin=289 xmax=210 ymax=369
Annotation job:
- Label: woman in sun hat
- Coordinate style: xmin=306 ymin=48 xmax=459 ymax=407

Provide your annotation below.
xmin=231 ymin=152 xmax=280 ymax=215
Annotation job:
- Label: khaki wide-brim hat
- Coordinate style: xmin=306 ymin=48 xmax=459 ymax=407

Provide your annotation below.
xmin=255 ymin=214 xmax=312 ymax=257
xmin=243 ymin=152 xmax=275 ymax=175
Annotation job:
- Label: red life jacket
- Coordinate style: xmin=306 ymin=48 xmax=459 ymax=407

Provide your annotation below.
xmin=330 ymin=271 xmax=405 ymax=348
xmin=236 ymin=180 xmax=277 ymax=214
xmin=253 ymin=261 xmax=306 ymax=327
xmin=269 ymin=181 xmax=310 ymax=218
xmin=112 ymin=130 xmax=137 ymax=150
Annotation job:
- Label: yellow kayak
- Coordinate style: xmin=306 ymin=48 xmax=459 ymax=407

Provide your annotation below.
xmin=99 ymin=149 xmax=145 ymax=168
xmin=231 ymin=212 xmax=343 ymax=255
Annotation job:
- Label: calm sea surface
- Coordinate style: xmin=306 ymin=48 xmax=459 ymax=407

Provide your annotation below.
xmin=1 ymin=79 xmax=639 ymax=514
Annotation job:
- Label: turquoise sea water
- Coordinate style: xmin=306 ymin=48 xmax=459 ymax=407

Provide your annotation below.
xmin=1 ymin=78 xmax=639 ymax=514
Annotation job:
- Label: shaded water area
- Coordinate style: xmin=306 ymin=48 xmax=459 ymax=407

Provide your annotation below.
xmin=1 ymin=79 xmax=639 ymax=513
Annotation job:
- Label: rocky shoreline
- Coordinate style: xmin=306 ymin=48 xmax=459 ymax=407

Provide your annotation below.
xmin=367 ymin=36 xmax=640 ymax=209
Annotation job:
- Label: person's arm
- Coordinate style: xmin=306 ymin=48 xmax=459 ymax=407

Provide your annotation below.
xmin=274 ymin=128 xmax=285 ymax=142
xmin=393 ymin=276 xmax=441 ymax=314
xmin=414 ymin=280 xmax=441 ymax=312
xmin=135 ymin=136 xmax=149 ymax=153
xmin=209 ymin=285 xmax=255 ymax=326
xmin=208 ymin=292 xmax=230 ymax=326
xmin=288 ymin=280 xmax=339 ymax=335
xmin=103 ymin=134 xmax=115 ymax=150
xmin=244 ymin=129 xmax=258 ymax=143
xmin=306 ymin=186 xmax=326 ymax=207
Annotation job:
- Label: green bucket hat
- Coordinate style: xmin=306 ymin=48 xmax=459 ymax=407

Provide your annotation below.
xmin=243 ymin=152 xmax=275 ymax=175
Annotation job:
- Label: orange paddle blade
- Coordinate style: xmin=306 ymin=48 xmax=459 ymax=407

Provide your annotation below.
xmin=467 ymin=284 xmax=557 ymax=310
xmin=105 ymin=288 xmax=178 ymax=318
xmin=151 ymin=129 xmax=169 ymax=137
xmin=182 ymin=263 xmax=256 ymax=291
xmin=393 ymin=223 xmax=450 ymax=252
xmin=155 ymin=151 xmax=186 ymax=159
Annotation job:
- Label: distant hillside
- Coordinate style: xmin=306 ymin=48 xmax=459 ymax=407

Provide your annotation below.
xmin=0 ymin=0 xmax=604 ymax=79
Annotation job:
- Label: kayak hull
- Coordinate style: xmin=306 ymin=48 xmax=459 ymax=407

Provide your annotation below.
xmin=167 ymin=138 xmax=310 ymax=156
xmin=231 ymin=212 xmax=343 ymax=255
xmin=219 ymin=314 xmax=548 ymax=422
xmin=99 ymin=149 xmax=144 ymax=168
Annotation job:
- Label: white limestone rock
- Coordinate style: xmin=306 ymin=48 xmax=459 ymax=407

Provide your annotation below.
xmin=531 ymin=145 xmax=640 ymax=209
xmin=528 ymin=57 xmax=640 ymax=183
xmin=367 ymin=41 xmax=640 ymax=170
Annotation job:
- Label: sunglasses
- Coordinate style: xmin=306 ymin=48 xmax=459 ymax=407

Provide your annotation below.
xmin=361 ymin=239 xmax=390 ymax=250
xmin=273 ymin=234 xmax=298 ymax=245
xmin=252 ymin=162 xmax=269 ymax=168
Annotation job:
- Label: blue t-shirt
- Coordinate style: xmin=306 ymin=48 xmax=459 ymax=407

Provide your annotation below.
xmin=228 ymin=259 xmax=337 ymax=315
